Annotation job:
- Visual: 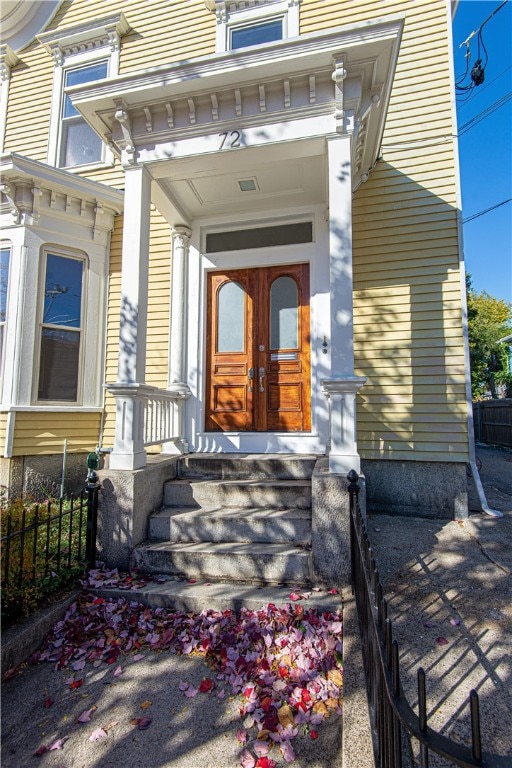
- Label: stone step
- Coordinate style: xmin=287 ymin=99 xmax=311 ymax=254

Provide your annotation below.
xmin=149 ymin=505 xmax=312 ymax=543
xmin=163 ymin=478 xmax=311 ymax=509
xmin=132 ymin=541 xmax=312 ymax=584
xmin=178 ymin=453 xmax=318 ymax=481
xmin=92 ymin=578 xmax=341 ymax=614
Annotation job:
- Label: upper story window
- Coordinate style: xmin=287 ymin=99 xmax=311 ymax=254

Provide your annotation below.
xmin=37 ymin=250 xmax=85 ymax=403
xmin=230 ymin=17 xmax=284 ymax=50
xmin=214 ymin=1 xmax=300 ymax=53
xmin=60 ymin=60 xmax=108 ymax=168
xmin=37 ymin=13 xmax=130 ymax=170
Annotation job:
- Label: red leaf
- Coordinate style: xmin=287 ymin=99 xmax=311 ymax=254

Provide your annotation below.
xmin=33 ymin=745 xmax=47 ymax=757
xmin=70 ymin=678 xmax=83 ymax=689
xmin=328 ymin=588 xmax=339 ymax=595
xmin=43 ymin=697 xmax=54 ymax=708
xmin=199 ymin=677 xmax=214 ymax=693
xmin=436 ymin=636 xmax=449 ymax=646
xmin=310 ymin=729 xmax=319 ymax=740
xmin=255 ymin=757 xmax=276 ymax=768
xmin=289 ymin=592 xmax=301 ymax=601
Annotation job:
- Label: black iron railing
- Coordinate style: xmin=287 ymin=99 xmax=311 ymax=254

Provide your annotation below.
xmin=1 ymin=476 xmax=99 ymax=624
xmin=348 ymin=470 xmax=509 ymax=768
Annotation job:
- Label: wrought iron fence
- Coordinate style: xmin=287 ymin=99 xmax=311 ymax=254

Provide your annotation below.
xmin=1 ymin=476 xmax=99 ymax=623
xmin=348 ymin=470 xmax=509 ymax=768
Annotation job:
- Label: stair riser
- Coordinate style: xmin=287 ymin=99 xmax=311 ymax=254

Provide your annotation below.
xmin=163 ymin=483 xmax=311 ymax=509
xmin=149 ymin=514 xmax=311 ymax=544
xmin=132 ymin=548 xmax=311 ymax=584
xmin=179 ymin=457 xmax=317 ymax=481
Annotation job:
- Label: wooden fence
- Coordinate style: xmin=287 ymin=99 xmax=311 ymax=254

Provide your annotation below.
xmin=473 ymin=399 xmax=512 ymax=448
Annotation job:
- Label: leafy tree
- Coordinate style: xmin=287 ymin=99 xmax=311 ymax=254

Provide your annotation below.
xmin=466 ymin=275 xmax=512 ymax=399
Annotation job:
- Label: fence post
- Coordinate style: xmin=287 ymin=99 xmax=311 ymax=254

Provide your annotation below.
xmin=85 ymin=454 xmax=101 ymax=569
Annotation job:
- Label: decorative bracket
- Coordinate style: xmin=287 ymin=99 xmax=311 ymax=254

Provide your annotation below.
xmin=0 ymin=182 xmax=20 ymax=224
xmin=114 ymin=99 xmax=136 ymax=165
xmin=332 ymin=56 xmax=347 ymax=134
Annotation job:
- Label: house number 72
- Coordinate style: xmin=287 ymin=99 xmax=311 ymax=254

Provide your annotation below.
xmin=219 ymin=130 xmax=241 ymax=150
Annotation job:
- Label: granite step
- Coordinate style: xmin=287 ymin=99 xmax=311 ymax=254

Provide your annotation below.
xmin=91 ymin=578 xmax=341 ymax=614
xmin=178 ymin=453 xmax=319 ymax=481
xmin=163 ymin=477 xmax=312 ymax=509
xmin=132 ymin=540 xmax=312 ymax=584
xmin=149 ymin=505 xmax=312 ymax=543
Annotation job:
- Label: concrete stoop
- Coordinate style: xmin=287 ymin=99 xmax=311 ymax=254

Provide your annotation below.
xmin=132 ymin=454 xmax=317 ymax=585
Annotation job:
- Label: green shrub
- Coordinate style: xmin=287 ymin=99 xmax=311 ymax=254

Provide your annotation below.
xmin=1 ymin=495 xmax=88 ymax=627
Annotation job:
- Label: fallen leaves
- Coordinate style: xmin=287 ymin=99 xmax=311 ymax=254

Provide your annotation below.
xmin=32 ymin=582 xmax=343 ymax=767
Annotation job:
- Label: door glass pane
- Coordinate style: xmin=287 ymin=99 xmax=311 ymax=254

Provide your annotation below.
xmin=43 ymin=254 xmax=83 ymax=328
xmin=270 ymin=276 xmax=298 ymax=350
xmin=217 ymin=281 xmax=245 ymax=353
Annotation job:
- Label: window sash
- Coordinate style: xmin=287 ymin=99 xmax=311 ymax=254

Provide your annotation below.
xmin=37 ymin=252 xmax=85 ymax=403
xmin=58 ymin=60 xmax=108 ymax=168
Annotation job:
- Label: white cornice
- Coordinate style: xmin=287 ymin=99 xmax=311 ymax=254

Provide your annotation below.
xmin=0 ymin=152 xmax=124 ymax=214
xmin=37 ymin=12 xmax=131 ymax=62
xmin=69 ymin=15 xmax=403 ymax=112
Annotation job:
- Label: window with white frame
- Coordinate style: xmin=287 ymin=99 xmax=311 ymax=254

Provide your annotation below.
xmin=59 ymin=60 xmax=108 ymax=168
xmin=37 ymin=250 xmax=85 ymax=403
xmin=37 ymin=13 xmax=129 ymax=169
xmin=0 ymin=244 xmax=10 ymax=378
xmin=215 ymin=1 xmax=300 ymax=53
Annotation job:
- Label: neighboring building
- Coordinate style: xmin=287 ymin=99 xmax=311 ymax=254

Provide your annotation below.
xmin=1 ymin=1 xmax=470 ymax=550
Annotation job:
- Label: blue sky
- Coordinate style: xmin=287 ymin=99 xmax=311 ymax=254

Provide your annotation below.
xmin=452 ymin=0 xmax=512 ymax=304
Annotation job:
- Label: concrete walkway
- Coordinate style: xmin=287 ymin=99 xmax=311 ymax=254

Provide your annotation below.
xmin=365 ymin=445 xmax=512 ymax=759
xmin=2 ymin=444 xmax=511 ymax=766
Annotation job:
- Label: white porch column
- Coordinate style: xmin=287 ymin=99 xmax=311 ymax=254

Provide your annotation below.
xmin=323 ymin=134 xmax=366 ymax=473
xmin=163 ymin=225 xmax=192 ymax=454
xmin=327 ymin=134 xmax=355 ymax=375
xmin=109 ymin=164 xmax=151 ymax=470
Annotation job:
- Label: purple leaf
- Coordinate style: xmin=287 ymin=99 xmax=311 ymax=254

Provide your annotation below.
xmin=89 ymin=727 xmax=107 ymax=742
xmin=49 ymin=737 xmax=67 ymax=751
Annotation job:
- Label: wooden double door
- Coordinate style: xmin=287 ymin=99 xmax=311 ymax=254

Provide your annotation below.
xmin=206 ymin=263 xmax=311 ymax=432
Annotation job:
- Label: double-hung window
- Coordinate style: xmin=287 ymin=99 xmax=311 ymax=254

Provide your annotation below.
xmin=37 ymin=251 xmax=85 ymax=403
xmin=37 ymin=13 xmax=129 ymax=170
xmin=59 ymin=61 xmax=108 ymax=168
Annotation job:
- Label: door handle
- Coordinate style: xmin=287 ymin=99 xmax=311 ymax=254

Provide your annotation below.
xmin=258 ymin=367 xmax=265 ymax=393
xmin=248 ymin=367 xmax=254 ymax=392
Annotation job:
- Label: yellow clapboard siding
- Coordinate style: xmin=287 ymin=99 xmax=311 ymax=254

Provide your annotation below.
xmin=12 ymin=411 xmax=101 ymax=455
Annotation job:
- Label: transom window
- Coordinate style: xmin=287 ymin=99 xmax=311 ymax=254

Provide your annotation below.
xmin=37 ymin=252 xmax=84 ymax=403
xmin=60 ymin=61 xmax=108 ymax=168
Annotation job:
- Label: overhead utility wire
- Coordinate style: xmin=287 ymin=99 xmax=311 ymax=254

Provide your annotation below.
xmin=463 ymin=198 xmax=512 ymax=224
xmin=456 ymin=0 xmax=509 ymax=98
xmin=458 ymin=91 xmax=512 ymax=135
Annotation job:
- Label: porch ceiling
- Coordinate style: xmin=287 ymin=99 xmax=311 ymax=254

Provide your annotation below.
xmin=151 ymin=138 xmax=327 ymax=221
